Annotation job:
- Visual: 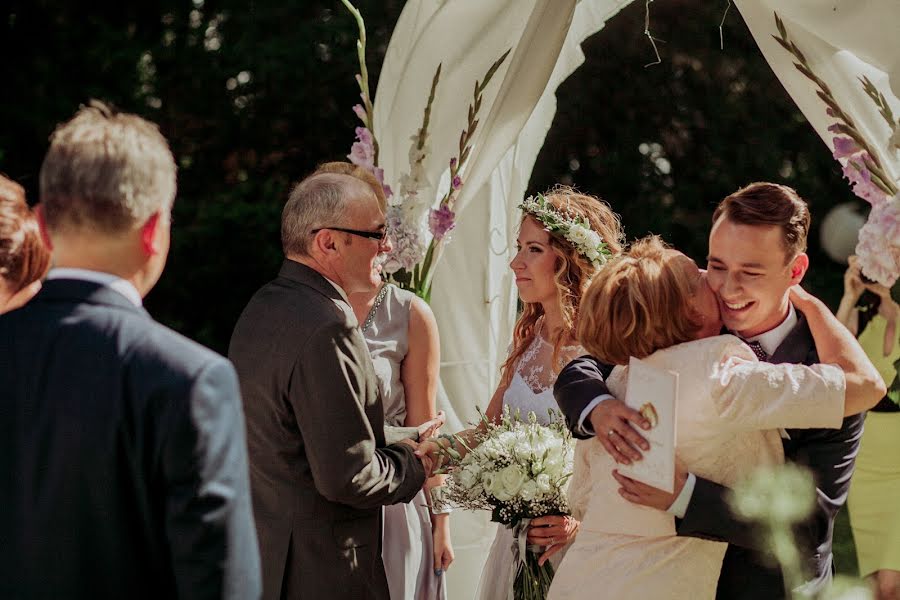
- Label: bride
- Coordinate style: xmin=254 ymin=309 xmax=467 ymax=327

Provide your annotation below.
xmin=548 ymin=235 xmax=883 ymax=599
xmin=421 ymin=185 xmax=623 ymax=598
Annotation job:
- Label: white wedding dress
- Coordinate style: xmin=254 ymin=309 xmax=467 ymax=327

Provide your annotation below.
xmin=474 ymin=326 xmax=584 ymax=600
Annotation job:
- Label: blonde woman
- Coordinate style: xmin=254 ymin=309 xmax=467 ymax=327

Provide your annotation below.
xmin=421 ymin=186 xmax=625 ymax=599
xmin=548 ymin=236 xmax=883 ymax=600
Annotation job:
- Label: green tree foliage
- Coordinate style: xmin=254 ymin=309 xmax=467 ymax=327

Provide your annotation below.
xmin=0 ymin=0 xmax=856 ymax=352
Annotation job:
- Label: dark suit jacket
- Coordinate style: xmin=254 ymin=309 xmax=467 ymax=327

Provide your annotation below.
xmin=228 ymin=260 xmax=426 ymax=600
xmin=0 ymin=279 xmax=261 ymax=600
xmin=554 ymin=313 xmax=863 ymax=599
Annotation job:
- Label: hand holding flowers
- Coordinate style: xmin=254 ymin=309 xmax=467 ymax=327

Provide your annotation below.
xmin=421 ymin=408 xmax=575 ymax=600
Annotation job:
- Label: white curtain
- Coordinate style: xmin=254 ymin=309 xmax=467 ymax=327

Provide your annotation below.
xmin=735 ymin=0 xmax=900 ymax=184
xmin=373 ymin=1 xmax=634 ymax=597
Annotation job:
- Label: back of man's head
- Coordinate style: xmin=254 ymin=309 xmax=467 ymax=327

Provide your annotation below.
xmin=712 ymin=182 xmax=810 ymax=260
xmin=281 ymin=170 xmax=372 ymax=259
xmin=40 ymin=100 xmax=177 ymax=235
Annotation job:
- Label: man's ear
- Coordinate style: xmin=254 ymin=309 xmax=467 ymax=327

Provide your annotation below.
xmin=140 ymin=212 xmax=163 ymax=256
xmin=310 ymin=229 xmax=338 ymax=256
xmin=789 ymin=252 xmax=809 ymax=284
xmin=33 ymin=204 xmax=53 ymax=251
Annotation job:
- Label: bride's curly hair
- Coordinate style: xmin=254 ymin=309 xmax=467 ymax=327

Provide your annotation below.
xmin=499 ymin=186 xmax=624 ymax=388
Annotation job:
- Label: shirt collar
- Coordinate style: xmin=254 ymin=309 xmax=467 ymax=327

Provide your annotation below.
xmin=324 ymin=277 xmax=349 ymax=303
xmin=744 ymin=303 xmax=797 ymax=356
xmin=46 ymin=268 xmax=143 ymax=307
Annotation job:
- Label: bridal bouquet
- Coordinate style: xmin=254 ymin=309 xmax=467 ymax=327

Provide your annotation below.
xmin=437 ymin=408 xmax=574 ymax=600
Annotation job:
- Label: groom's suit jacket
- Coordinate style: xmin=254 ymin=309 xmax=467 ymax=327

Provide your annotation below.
xmin=0 ymin=279 xmax=261 ymax=600
xmin=228 ymin=260 xmax=426 ymax=600
xmin=554 ymin=312 xmax=864 ymax=599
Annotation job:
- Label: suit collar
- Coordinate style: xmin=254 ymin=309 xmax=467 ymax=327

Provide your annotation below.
xmin=769 ymin=310 xmax=815 ymax=364
xmin=277 ymin=259 xmax=345 ymax=303
xmin=34 ymin=279 xmax=150 ymax=318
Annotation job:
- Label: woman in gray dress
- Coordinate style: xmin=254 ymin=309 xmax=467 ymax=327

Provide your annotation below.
xmin=350 ymin=282 xmax=453 ymax=599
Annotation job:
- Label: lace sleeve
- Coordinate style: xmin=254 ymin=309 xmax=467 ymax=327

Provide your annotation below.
xmin=710 ymin=336 xmax=845 ymax=431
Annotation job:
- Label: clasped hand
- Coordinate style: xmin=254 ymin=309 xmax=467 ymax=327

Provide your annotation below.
xmin=526 ymin=515 xmax=579 ymax=566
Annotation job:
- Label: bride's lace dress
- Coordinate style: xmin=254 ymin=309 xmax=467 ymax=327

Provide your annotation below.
xmin=474 ymin=326 xmax=584 ymax=600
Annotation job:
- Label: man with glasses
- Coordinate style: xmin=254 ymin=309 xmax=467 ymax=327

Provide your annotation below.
xmin=229 ymin=164 xmax=435 ymax=600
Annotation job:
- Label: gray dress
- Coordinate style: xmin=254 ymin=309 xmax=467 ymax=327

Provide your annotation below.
xmin=363 ymin=284 xmax=446 ymax=600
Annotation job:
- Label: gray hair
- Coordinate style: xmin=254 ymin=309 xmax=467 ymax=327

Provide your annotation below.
xmin=282 ymin=172 xmax=368 ymax=257
xmin=39 ymin=100 xmax=177 ymax=233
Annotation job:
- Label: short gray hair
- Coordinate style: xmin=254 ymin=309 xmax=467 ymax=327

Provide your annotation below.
xmin=281 ymin=172 xmax=368 ymax=257
xmin=39 ymin=100 xmax=177 ymax=233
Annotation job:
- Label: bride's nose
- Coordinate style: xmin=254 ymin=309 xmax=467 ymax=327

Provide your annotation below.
xmin=510 ymin=251 xmax=525 ymax=272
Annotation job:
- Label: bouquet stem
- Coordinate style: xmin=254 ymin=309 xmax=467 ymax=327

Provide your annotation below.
xmin=513 ymin=547 xmax=555 ymax=600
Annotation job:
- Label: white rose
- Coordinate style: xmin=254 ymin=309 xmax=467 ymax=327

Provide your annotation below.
xmin=565 ymin=225 xmax=590 ymax=247
xmin=519 ymin=480 xmax=539 ymax=502
xmin=482 ymin=472 xmax=499 ymax=495
xmin=536 ymin=473 xmax=552 ymax=494
xmin=499 ymin=465 xmax=528 ymax=498
xmin=584 ymin=230 xmax=603 ymax=249
xmin=458 ymin=466 xmax=479 ymax=490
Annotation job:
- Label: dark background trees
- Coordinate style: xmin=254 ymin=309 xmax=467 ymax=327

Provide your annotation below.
xmin=1 ymin=0 xmax=855 ymax=353
xmin=0 ymin=0 xmax=862 ymax=573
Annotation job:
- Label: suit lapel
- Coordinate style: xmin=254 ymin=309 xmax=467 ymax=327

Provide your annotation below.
xmin=768 ymin=311 xmax=817 ymax=365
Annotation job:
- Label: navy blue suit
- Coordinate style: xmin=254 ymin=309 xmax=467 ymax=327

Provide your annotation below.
xmin=554 ymin=313 xmax=863 ymax=599
xmin=0 ymin=279 xmax=261 ymax=599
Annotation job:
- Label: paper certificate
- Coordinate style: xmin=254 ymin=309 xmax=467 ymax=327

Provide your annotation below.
xmin=618 ymin=357 xmax=678 ymax=493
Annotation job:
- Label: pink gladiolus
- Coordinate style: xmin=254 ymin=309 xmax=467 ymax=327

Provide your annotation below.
xmin=841 ymin=158 xmax=887 ymax=206
xmin=832 ymin=137 xmax=860 ymax=159
xmin=348 ymin=127 xmax=375 ymax=169
xmin=353 ymin=104 xmax=367 ymax=122
xmin=450 ymin=157 xmax=458 ymax=169
xmin=429 ymin=206 xmax=456 ymax=241
xmin=451 ymin=175 xmax=462 ymax=190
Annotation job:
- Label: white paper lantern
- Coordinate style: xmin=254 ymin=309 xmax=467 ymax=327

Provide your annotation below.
xmin=820 ymin=202 xmax=866 ymax=264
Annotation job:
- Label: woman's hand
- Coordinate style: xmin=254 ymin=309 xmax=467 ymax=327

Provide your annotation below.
xmin=431 ymin=514 xmax=454 ymax=577
xmin=843 ymin=256 xmax=866 ymax=301
xmin=788 ymin=283 xmax=821 ymax=310
xmin=527 ymin=515 xmax=579 ymax=566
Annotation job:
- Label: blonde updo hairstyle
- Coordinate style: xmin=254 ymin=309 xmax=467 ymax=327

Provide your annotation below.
xmin=500 ymin=186 xmax=624 ymax=387
xmin=577 ymin=235 xmax=703 ymax=366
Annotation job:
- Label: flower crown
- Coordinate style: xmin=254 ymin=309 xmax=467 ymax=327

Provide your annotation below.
xmin=518 ymin=193 xmax=611 ymax=269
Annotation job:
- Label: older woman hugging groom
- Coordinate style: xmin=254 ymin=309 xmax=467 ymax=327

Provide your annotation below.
xmin=551 ymin=182 xmax=885 ymax=599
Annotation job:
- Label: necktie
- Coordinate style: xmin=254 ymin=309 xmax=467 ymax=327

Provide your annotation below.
xmin=746 ymin=340 xmax=768 ymax=361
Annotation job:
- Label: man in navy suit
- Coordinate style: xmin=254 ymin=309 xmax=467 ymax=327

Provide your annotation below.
xmin=0 ymin=101 xmax=261 ymax=599
xmin=555 ymin=182 xmax=883 ymax=598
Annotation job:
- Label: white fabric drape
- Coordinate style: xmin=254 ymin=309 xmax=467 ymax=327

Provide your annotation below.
xmin=735 ymin=0 xmax=900 ymax=185
xmin=373 ymin=1 xmax=633 ymax=597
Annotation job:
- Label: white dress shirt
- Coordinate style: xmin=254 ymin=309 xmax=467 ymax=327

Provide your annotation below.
xmin=46 ymin=268 xmax=143 ymax=307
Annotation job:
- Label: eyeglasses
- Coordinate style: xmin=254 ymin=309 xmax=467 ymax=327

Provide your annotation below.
xmin=311 ymin=226 xmax=388 ymax=242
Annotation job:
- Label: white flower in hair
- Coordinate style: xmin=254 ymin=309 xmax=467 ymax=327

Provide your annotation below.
xmin=518 ymin=193 xmax=611 ymax=269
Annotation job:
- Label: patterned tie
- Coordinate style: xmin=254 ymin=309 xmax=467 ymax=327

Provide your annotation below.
xmin=746 ymin=340 xmax=768 ymax=361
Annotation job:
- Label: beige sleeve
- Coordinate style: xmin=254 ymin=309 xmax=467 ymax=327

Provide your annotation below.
xmin=709 ymin=337 xmax=846 ymax=432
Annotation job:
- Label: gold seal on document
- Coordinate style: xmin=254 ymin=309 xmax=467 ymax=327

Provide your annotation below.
xmin=639 ymin=402 xmax=659 ymax=429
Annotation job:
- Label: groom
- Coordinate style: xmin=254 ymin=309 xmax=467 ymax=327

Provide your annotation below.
xmin=555 ymin=182 xmax=879 ymax=598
